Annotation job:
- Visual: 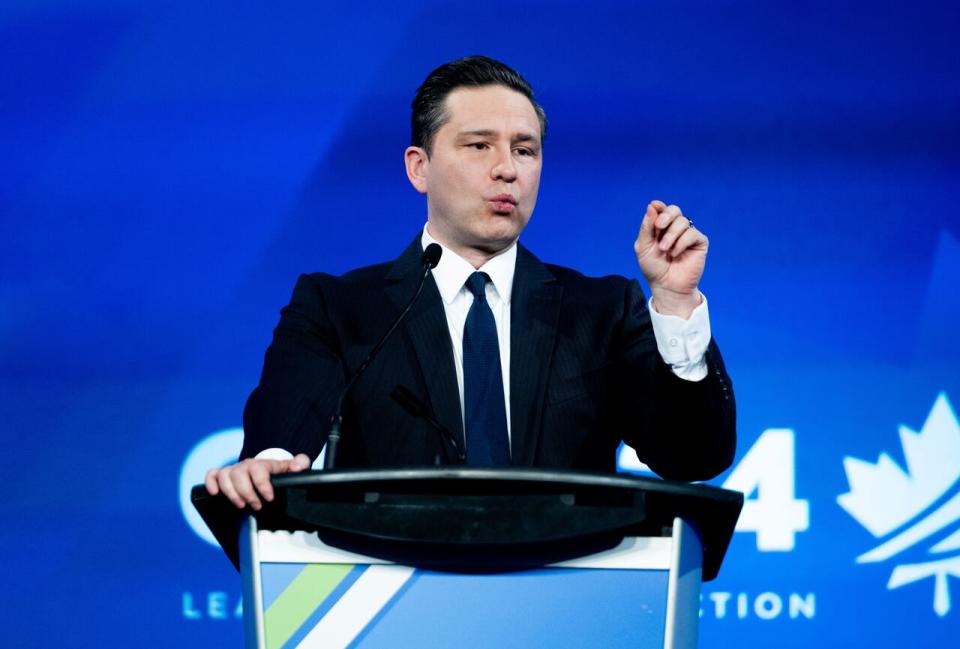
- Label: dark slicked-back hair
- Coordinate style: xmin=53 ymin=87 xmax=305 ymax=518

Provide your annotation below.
xmin=411 ymin=55 xmax=547 ymax=155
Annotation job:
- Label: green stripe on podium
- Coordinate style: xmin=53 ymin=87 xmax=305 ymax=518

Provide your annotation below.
xmin=264 ymin=564 xmax=355 ymax=649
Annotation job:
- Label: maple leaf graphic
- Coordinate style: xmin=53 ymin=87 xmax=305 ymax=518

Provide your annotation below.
xmin=837 ymin=393 xmax=960 ymax=616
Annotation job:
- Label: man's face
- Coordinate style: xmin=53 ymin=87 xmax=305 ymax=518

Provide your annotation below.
xmin=407 ymin=85 xmax=543 ymax=259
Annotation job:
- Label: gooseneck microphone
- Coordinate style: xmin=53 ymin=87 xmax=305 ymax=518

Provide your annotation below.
xmin=323 ymin=243 xmax=442 ymax=470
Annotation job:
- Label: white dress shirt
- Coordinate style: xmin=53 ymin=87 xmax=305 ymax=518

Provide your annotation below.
xmin=258 ymin=226 xmax=712 ymax=461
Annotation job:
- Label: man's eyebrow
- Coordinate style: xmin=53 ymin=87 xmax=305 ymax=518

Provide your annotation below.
xmin=512 ymin=133 xmax=539 ymax=144
xmin=456 ymin=129 xmax=541 ymax=145
xmin=457 ymin=129 xmax=497 ymax=138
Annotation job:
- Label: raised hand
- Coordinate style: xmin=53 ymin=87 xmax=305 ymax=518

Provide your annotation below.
xmin=634 ymin=200 xmax=708 ymax=318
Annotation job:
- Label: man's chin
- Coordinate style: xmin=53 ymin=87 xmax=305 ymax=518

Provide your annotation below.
xmin=483 ymin=215 xmax=528 ymax=240
xmin=471 ymin=227 xmax=522 ymax=253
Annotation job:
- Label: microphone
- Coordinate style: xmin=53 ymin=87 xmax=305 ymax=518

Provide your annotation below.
xmin=323 ymin=243 xmax=442 ymax=469
xmin=390 ymin=385 xmax=465 ymax=464
xmin=421 ymin=241 xmax=442 ymax=270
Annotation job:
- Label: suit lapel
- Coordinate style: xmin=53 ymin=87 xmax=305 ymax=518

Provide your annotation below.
xmin=384 ymin=239 xmax=465 ymax=448
xmin=509 ymin=245 xmax=562 ymax=465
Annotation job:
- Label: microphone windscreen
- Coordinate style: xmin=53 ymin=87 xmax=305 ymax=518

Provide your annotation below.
xmin=422 ymin=243 xmax=442 ymax=269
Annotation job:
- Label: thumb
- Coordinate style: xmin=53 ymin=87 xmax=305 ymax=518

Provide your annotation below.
xmin=636 ymin=202 xmax=659 ymax=247
xmin=289 ymin=453 xmax=311 ymax=472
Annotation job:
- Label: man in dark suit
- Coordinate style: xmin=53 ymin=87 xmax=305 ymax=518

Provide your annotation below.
xmin=206 ymin=56 xmax=735 ymax=511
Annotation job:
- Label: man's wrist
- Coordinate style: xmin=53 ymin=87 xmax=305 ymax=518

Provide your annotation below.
xmin=650 ymin=288 xmax=702 ymax=320
xmin=648 ymin=293 xmax=711 ymax=382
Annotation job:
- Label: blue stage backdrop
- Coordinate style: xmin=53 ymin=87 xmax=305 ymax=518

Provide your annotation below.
xmin=2 ymin=1 xmax=958 ymax=646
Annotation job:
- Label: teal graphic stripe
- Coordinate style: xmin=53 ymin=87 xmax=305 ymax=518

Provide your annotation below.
xmin=282 ymin=565 xmax=367 ymax=649
xmin=264 ymin=563 xmax=355 ymax=649
xmin=262 ymin=563 xmax=308 ymax=611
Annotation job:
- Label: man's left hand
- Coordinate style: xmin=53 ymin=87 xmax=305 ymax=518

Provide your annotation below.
xmin=634 ymin=200 xmax=708 ymax=319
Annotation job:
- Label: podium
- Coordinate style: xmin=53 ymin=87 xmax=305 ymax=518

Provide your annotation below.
xmin=193 ymin=468 xmax=742 ymax=649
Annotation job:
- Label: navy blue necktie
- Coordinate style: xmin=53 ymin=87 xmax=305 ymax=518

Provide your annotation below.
xmin=463 ymin=272 xmax=510 ymax=466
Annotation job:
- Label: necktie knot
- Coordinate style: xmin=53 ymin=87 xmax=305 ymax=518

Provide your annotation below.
xmin=466 ymin=272 xmax=489 ymax=300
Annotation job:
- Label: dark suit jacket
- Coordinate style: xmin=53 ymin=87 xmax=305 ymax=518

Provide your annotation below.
xmin=241 ymin=238 xmax=736 ymax=481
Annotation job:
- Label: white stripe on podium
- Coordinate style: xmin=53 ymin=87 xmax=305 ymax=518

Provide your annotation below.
xmin=296 ymin=564 xmax=415 ymax=648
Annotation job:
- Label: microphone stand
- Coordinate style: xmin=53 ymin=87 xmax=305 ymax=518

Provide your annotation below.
xmin=323 ymin=244 xmax=442 ymax=469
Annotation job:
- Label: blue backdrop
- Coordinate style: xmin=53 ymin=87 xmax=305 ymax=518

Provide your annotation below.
xmin=2 ymin=1 xmax=959 ymax=646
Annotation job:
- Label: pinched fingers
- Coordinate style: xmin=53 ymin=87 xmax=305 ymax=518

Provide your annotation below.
xmin=653 ymin=203 xmax=682 ymax=227
xmin=657 ymin=212 xmax=693 ymax=252
xmin=668 ymin=225 xmax=708 ymax=257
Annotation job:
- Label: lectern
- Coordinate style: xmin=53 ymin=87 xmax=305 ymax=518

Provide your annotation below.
xmin=193 ymin=468 xmax=742 ymax=649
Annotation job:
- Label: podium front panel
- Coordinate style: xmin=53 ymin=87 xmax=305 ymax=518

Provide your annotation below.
xmin=241 ymin=519 xmax=699 ymax=649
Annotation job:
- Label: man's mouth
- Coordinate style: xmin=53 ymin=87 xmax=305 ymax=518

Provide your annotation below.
xmin=488 ymin=194 xmax=518 ymax=213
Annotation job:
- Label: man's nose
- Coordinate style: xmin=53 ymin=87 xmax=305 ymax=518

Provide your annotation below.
xmin=490 ymin=148 xmax=517 ymax=182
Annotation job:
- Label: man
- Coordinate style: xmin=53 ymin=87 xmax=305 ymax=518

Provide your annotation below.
xmin=206 ymin=56 xmax=735 ymax=511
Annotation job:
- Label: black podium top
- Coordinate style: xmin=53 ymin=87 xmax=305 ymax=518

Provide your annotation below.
xmin=192 ymin=467 xmax=742 ymax=581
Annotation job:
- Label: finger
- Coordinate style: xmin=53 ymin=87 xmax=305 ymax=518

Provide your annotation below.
xmin=249 ymin=462 xmax=275 ymax=503
xmin=668 ymin=226 xmax=708 ymax=257
xmin=650 ymin=199 xmax=666 ymax=212
xmin=217 ymin=469 xmax=247 ymax=510
xmin=655 ymin=204 xmax=683 ymax=231
xmin=658 ymin=215 xmax=692 ymax=251
xmin=204 ymin=468 xmax=221 ymax=496
xmin=230 ymin=462 xmax=263 ymax=511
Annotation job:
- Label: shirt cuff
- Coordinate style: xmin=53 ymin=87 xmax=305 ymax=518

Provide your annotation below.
xmin=648 ymin=293 xmax=711 ymax=382
xmin=254 ymin=448 xmax=294 ymax=461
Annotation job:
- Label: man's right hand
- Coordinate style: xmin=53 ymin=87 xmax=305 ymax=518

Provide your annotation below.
xmin=204 ymin=454 xmax=311 ymax=510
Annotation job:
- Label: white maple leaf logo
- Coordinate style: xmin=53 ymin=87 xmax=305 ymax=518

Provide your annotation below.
xmin=837 ymin=392 xmax=960 ymax=616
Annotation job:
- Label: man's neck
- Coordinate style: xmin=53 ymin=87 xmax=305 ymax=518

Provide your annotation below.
xmin=425 ymin=224 xmax=514 ymax=270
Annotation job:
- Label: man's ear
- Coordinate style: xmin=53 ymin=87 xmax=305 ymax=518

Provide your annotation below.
xmin=404 ymin=146 xmax=429 ymax=194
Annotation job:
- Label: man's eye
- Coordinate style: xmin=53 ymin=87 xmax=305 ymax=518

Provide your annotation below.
xmin=469 ymin=142 xmax=488 ymax=150
xmin=514 ymin=148 xmax=533 ymax=156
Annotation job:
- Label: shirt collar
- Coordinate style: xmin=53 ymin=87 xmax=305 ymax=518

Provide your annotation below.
xmin=421 ymin=224 xmax=517 ymax=305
